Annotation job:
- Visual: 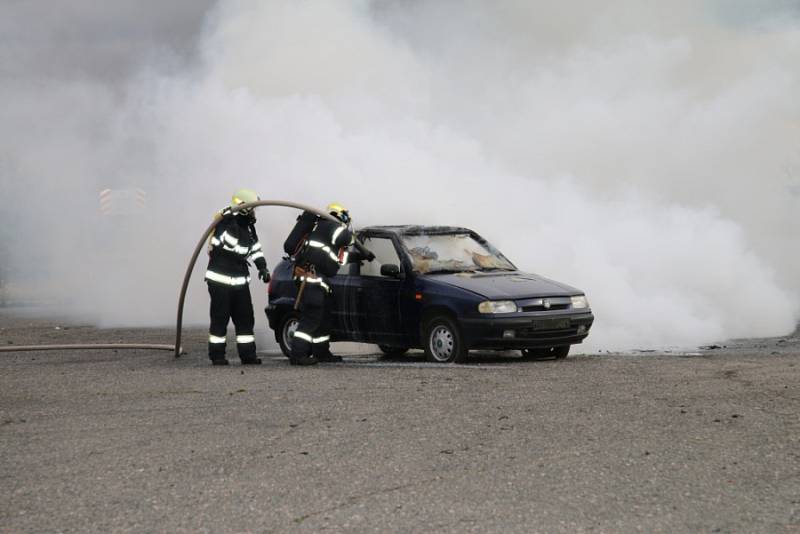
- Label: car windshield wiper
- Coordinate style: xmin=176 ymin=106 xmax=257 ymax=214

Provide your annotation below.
xmin=425 ymin=268 xmax=473 ymax=275
xmin=476 ymin=267 xmax=516 ymax=272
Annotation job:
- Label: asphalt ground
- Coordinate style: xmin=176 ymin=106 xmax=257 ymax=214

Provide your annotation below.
xmin=1 ymin=310 xmax=799 ymax=533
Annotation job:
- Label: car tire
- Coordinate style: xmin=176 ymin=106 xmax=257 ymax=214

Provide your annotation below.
xmin=423 ymin=315 xmax=468 ymax=363
xmin=278 ymin=312 xmax=301 ymax=359
xmin=521 ymin=346 xmax=570 ymax=360
xmin=553 ymin=345 xmax=570 ymax=359
xmin=378 ymin=345 xmax=409 ymax=357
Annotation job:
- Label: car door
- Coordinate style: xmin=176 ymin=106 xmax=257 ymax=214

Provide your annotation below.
xmin=329 ymin=260 xmax=365 ymax=341
xmin=354 ymin=235 xmax=405 ymax=344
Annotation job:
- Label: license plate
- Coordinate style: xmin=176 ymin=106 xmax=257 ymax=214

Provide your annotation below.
xmin=533 ymin=318 xmax=571 ymax=331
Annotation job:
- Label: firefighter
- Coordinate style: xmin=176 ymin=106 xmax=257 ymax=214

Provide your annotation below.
xmin=284 ymin=203 xmax=374 ymax=365
xmin=205 ymin=189 xmax=270 ymax=366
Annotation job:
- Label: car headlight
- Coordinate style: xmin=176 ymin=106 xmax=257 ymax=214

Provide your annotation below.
xmin=478 ymin=300 xmax=518 ymax=314
xmin=570 ymin=295 xmax=589 ymax=309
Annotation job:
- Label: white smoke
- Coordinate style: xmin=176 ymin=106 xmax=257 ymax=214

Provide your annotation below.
xmin=2 ymin=0 xmax=798 ymax=351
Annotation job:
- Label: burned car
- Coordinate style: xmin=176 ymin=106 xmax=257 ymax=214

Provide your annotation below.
xmin=266 ymin=226 xmax=594 ymax=363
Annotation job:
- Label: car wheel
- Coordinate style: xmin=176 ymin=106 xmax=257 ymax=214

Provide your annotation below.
xmin=553 ymin=346 xmax=570 ymax=359
xmin=423 ymin=316 xmax=468 ymax=363
xmin=378 ymin=345 xmax=409 ymax=357
xmin=521 ymin=346 xmax=570 ymax=360
xmin=278 ymin=312 xmax=300 ymax=359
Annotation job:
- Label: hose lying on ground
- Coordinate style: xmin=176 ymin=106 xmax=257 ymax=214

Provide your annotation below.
xmin=0 ymin=344 xmax=177 ymax=353
xmin=0 ymin=200 xmax=337 ymax=357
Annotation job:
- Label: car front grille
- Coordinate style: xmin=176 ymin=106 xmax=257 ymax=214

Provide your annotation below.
xmin=517 ymin=326 xmax=579 ymax=338
xmin=520 ymin=303 xmax=569 ymax=312
xmin=517 ymin=296 xmax=572 ymax=313
xmin=512 ymin=313 xmax=593 ymax=340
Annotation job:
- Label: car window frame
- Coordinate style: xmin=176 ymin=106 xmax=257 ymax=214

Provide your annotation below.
xmin=354 ymin=232 xmax=410 ymax=279
xmin=336 ymin=259 xmax=357 ymax=277
xmin=396 ymin=229 xmax=517 ymax=275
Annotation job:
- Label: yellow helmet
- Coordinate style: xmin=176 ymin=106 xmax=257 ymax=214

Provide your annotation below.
xmin=327 ymin=202 xmax=350 ymax=223
xmin=231 ymin=189 xmax=260 ymax=215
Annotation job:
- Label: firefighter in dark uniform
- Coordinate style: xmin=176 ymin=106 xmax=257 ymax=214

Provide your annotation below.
xmin=284 ymin=203 xmax=373 ymax=365
xmin=205 ymin=189 xmax=270 ymax=366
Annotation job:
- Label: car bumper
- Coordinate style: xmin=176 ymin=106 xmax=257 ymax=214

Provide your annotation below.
xmin=265 ymin=301 xmax=291 ymax=332
xmin=459 ymin=311 xmax=595 ymax=349
xmin=265 ymin=305 xmax=278 ymax=329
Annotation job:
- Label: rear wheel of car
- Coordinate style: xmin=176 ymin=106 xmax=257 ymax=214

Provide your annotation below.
xmin=423 ymin=316 xmax=468 ymax=363
xmin=521 ymin=346 xmax=570 ymax=360
xmin=278 ymin=312 xmax=300 ymax=359
xmin=378 ymin=345 xmax=409 ymax=357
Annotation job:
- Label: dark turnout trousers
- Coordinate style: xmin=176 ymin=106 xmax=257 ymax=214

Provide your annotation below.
xmin=290 ymin=283 xmax=332 ymax=359
xmin=207 ymin=282 xmax=256 ymax=361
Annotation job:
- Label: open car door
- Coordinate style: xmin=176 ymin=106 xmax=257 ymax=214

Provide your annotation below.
xmin=350 ymin=235 xmax=406 ymax=345
xmin=329 ymin=260 xmax=367 ymax=342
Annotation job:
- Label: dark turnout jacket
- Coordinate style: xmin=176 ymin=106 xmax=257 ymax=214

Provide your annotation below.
xmin=205 ymin=207 xmax=267 ymax=286
xmin=284 ymin=212 xmax=354 ymax=278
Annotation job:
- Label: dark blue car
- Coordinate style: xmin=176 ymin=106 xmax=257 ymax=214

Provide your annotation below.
xmin=266 ymin=225 xmax=594 ymax=363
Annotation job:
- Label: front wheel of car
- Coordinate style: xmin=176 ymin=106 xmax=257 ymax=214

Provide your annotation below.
xmin=278 ymin=312 xmax=301 ymax=359
xmin=521 ymin=346 xmax=570 ymax=360
xmin=423 ymin=316 xmax=468 ymax=363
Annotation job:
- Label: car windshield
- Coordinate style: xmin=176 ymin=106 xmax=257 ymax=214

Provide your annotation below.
xmin=400 ymin=233 xmax=515 ymax=274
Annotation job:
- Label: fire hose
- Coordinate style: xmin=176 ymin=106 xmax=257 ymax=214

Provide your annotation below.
xmin=172 ymin=200 xmax=343 ymax=357
xmin=0 ymin=200 xmax=356 ymax=357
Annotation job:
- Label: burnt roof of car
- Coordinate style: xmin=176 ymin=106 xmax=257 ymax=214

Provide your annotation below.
xmin=359 ymin=225 xmax=474 ymax=236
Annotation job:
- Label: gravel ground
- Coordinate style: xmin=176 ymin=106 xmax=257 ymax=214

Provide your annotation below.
xmin=1 ymin=309 xmax=799 ymax=533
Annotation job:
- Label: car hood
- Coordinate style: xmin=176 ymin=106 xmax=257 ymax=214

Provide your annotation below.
xmin=428 ymin=271 xmax=582 ymax=300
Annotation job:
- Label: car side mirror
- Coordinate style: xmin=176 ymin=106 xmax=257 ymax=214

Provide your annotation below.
xmin=380 ymin=264 xmax=402 ymax=278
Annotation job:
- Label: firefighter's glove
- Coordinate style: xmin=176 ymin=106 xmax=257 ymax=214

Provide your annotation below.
xmin=365 ymin=251 xmax=376 ymax=262
xmin=258 ymin=269 xmax=271 ymax=283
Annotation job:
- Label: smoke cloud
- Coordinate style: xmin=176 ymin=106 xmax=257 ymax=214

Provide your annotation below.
xmin=2 ymin=0 xmax=798 ymax=351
